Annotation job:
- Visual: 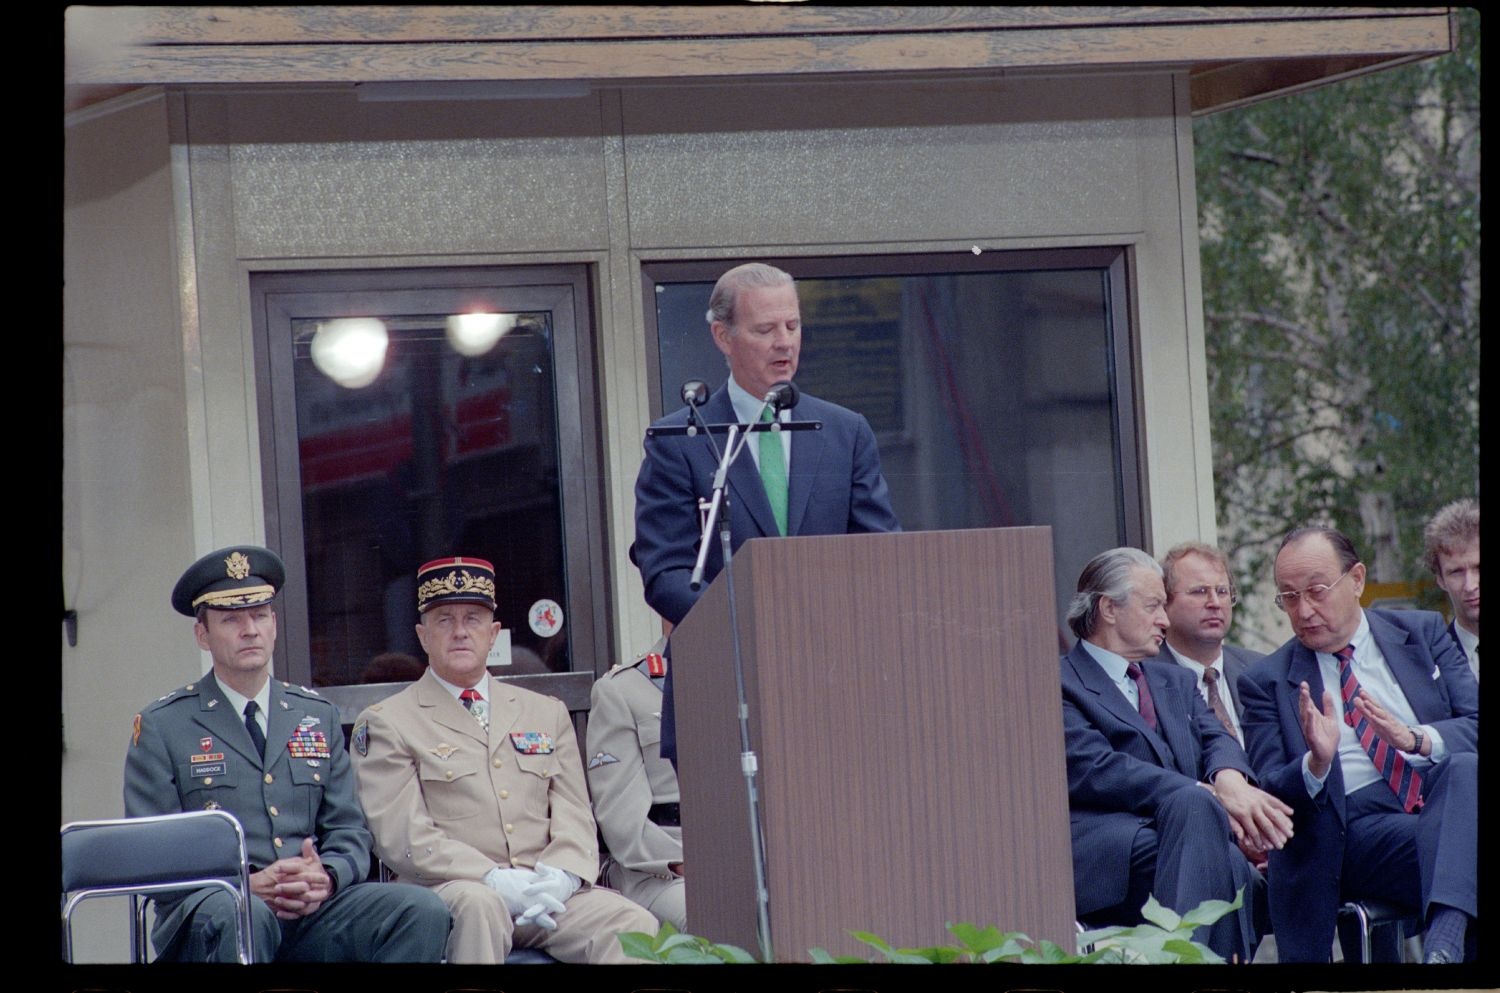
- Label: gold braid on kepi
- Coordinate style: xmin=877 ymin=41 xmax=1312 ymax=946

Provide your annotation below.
xmin=171 ymin=545 xmax=286 ymax=617
xmin=415 ymin=556 xmax=498 ymax=612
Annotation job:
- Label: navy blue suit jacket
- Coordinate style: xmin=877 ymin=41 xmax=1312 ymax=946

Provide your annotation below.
xmin=1062 ymin=643 xmax=1254 ymax=915
xmin=631 ymin=384 xmax=900 ymax=626
xmin=1237 ymin=608 xmax=1479 ymax=961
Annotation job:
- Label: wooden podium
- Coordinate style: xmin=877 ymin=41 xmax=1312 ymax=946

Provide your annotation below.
xmin=672 ymin=526 xmax=1075 ymax=961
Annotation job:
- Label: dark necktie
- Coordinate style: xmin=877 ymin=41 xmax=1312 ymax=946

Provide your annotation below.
xmin=1200 ymin=667 xmax=1238 ymax=736
xmin=243 ymin=701 xmax=267 ymax=759
xmin=1125 ymin=662 xmax=1158 ymax=730
xmin=1335 ymin=644 xmax=1423 ymax=812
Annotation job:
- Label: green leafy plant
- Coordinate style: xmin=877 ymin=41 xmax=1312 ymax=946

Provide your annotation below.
xmin=620 ymin=889 xmax=1244 ymax=964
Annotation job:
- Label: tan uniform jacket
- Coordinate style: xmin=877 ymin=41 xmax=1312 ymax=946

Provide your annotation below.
xmin=353 ymin=670 xmax=598 ymax=887
xmin=586 ymin=659 xmax=682 ymax=876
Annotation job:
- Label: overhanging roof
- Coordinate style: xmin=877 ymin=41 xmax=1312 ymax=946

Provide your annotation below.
xmin=65 ymin=6 xmax=1456 ymax=116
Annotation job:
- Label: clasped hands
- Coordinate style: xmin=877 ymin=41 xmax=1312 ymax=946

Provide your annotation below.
xmin=1203 ymin=769 xmax=1294 ymax=860
xmin=250 ymin=837 xmax=333 ymax=920
xmin=486 ymin=861 xmax=580 ymax=930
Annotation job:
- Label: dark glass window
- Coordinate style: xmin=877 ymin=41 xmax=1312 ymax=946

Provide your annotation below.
xmin=253 ymin=267 xmax=606 ymax=718
xmin=644 ymin=251 xmax=1141 ymax=642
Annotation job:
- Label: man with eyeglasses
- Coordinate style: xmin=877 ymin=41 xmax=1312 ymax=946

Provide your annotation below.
xmin=1061 ymin=547 xmax=1292 ymax=963
xmin=1158 ymin=542 xmax=1260 ymax=748
xmin=1238 ymin=526 xmax=1478 ymax=964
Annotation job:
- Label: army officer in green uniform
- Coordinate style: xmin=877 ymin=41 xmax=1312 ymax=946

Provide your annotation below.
xmin=124 ymin=545 xmax=450 ymax=962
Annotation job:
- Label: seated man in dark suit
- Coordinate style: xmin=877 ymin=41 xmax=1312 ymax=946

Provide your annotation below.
xmin=1238 ymin=525 xmax=1478 ymax=964
xmin=1062 ymin=547 xmax=1292 ymax=962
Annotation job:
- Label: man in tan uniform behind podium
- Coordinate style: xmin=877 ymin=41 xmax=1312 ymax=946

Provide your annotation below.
xmin=353 ymin=555 xmax=655 ymax=963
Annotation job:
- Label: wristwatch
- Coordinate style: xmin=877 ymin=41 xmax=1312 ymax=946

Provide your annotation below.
xmin=1406 ymin=726 xmax=1424 ymax=754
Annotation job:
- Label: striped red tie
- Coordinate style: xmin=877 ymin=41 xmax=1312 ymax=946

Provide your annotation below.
xmin=1335 ymin=644 xmax=1423 ymax=812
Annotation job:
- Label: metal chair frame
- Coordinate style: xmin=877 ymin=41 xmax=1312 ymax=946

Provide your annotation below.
xmin=61 ymin=809 xmax=256 ymax=964
xmin=1337 ymin=898 xmax=1421 ymax=964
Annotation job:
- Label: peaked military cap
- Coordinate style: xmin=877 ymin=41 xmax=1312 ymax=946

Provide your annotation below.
xmin=171 ymin=545 xmax=286 ymax=616
xmin=416 ymin=556 xmax=497 ymax=613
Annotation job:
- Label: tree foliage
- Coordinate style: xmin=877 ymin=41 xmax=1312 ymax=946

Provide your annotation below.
xmin=1193 ymin=10 xmax=1479 ymax=608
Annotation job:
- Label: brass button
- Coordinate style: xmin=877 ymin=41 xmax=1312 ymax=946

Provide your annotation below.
xmin=274 ymin=837 xmax=283 ymax=849
xmin=264 ymin=773 xmax=274 ymax=785
xmin=445 ymin=770 xmax=454 ymax=780
xmin=492 ymin=757 xmax=503 ymax=768
xmin=313 ymin=773 xmax=321 ymax=782
xmin=499 ymin=790 xmax=510 ymax=799
xmin=203 ymin=777 xmax=213 ymax=786
xmin=268 ymin=805 xmax=279 ymax=817
xmin=504 ymin=823 xmax=514 ymax=833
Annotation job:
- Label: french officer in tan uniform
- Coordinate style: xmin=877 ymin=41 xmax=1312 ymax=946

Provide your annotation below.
xmin=352 ymin=556 xmax=656 ymax=964
xmin=586 ymin=637 xmax=686 ymax=930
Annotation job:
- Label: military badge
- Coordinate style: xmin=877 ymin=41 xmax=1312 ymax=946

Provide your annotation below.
xmin=190 ymin=754 xmax=227 ymax=778
xmin=200 ymin=736 xmax=214 ymax=751
xmin=352 ymin=719 xmax=368 ymax=757
xmin=644 ymin=652 xmax=667 ymax=677
xmin=587 ymin=750 xmax=619 ymax=769
xmin=287 ymin=726 xmax=331 ymax=759
xmin=510 ymin=731 xmax=555 ymax=755
xmin=429 ymin=743 xmax=459 ymax=760
xmin=204 ymin=800 xmax=222 ymax=811
xmin=132 ymin=714 xmax=142 ymax=747
xmin=225 ymin=551 xmax=252 ymax=580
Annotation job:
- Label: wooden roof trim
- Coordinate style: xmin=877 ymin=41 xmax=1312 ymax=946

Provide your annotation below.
xmin=68 ymin=12 xmax=1453 ymax=88
xmin=70 ymin=7 xmax=1450 ymax=46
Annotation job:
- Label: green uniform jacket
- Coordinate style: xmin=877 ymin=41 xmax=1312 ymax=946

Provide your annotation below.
xmin=124 ymin=672 xmax=373 ymax=948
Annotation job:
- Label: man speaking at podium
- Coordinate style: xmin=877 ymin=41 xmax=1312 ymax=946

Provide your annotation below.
xmin=631 ymin=262 xmax=901 ymax=759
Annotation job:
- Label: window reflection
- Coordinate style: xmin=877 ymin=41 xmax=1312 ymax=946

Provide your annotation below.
xmin=651 ymin=257 xmax=1132 ymax=641
xmin=291 ymin=311 xmax=569 ymax=686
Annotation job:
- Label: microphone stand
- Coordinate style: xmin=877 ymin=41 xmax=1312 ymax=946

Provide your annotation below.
xmin=651 ymin=383 xmax=814 ymax=962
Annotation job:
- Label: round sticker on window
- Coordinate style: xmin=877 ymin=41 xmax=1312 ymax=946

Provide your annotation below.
xmin=528 ymin=599 xmax=564 ymax=637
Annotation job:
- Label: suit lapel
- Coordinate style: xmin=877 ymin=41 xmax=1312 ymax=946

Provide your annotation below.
xmin=784 ymin=404 xmax=825 ymax=537
xmin=415 ymin=670 xmax=489 ymax=746
xmin=702 ymin=387 xmax=780 ymax=539
xmin=1284 ymin=642 xmax=1347 ymax=822
xmin=1142 ymin=663 xmax=1197 ymax=777
xmin=193 ymin=673 xmax=264 ymax=769
xmin=486 ymin=676 xmax=523 ymax=758
xmin=264 ymin=681 xmax=303 ymax=772
xmin=1368 ymin=611 xmax=1443 ymax=721
xmin=1069 ymin=645 xmax=1174 ymax=767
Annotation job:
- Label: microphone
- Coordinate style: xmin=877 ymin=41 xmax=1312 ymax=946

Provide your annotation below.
xmin=680 ymin=380 xmax=709 ymax=408
xmin=763 ymin=380 xmax=799 ymax=412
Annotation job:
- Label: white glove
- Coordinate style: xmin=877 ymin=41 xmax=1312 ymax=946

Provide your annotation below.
xmin=512 ymin=861 xmax=580 ymax=931
xmin=484 ymin=866 xmax=541 ymax=916
xmin=527 ymin=861 xmax=582 ymax=903
xmin=513 ymin=891 xmax=567 ymax=931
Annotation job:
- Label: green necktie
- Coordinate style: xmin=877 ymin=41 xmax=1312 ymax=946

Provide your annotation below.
xmin=758 ymin=408 xmax=788 ymax=536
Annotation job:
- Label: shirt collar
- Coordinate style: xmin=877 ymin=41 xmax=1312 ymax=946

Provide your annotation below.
xmin=215 ymin=675 xmax=271 ymax=722
xmin=429 ymin=668 xmax=487 ymax=702
xmin=1080 ymin=638 xmax=1133 ymax=683
xmin=1162 ymin=641 xmax=1224 ymax=679
xmin=727 ymin=374 xmax=788 ymax=426
xmin=1319 ymin=609 xmax=1372 ymax=662
xmin=1454 ymin=620 xmax=1479 ymax=658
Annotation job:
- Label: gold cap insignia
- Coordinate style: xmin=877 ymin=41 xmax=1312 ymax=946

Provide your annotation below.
xmin=225 ymin=551 xmax=252 ymax=580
